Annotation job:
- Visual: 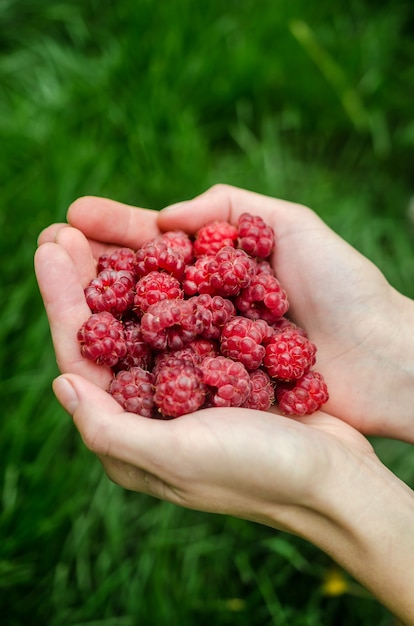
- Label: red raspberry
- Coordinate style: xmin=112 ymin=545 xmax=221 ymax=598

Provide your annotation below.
xmin=201 ymin=355 xmax=252 ymax=407
xmin=84 ymin=270 xmax=135 ymax=316
xmin=183 ymin=247 xmax=255 ymax=297
xmin=153 ymin=338 xmax=219 ymax=375
xmin=263 ymin=329 xmax=317 ymax=380
xmin=97 ymin=248 xmax=137 ymax=274
xmin=193 ymin=221 xmax=238 ymax=257
xmin=115 ymin=319 xmax=153 ymax=371
xmin=191 ymin=294 xmax=236 ymax=339
xmin=276 ymin=370 xmax=329 ymax=415
xmin=156 ymin=230 xmax=194 ymax=264
xmin=140 ymin=299 xmax=203 ymax=351
xmin=182 ymin=255 xmax=215 ymax=296
xmin=77 ymin=311 xmax=127 ymax=367
xmin=241 ymin=369 xmax=275 ymax=411
xmin=109 ymin=367 xmax=155 ymax=417
xmin=154 ymin=359 xmax=207 ymax=418
xmin=134 ymin=239 xmax=185 ymax=280
xmin=220 ymin=316 xmax=274 ymax=371
xmin=235 ymin=272 xmax=289 ymax=323
xmin=238 ymin=213 xmax=275 ymax=258
xmin=271 ymin=317 xmax=308 ymax=336
xmin=134 ymin=271 xmax=183 ymax=315
xmin=254 ymin=259 xmax=275 ymax=276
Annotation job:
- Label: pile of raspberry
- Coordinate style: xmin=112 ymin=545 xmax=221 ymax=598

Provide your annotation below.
xmin=77 ymin=213 xmax=329 ymax=419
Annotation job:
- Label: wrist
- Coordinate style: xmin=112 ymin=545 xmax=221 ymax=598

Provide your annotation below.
xmin=291 ymin=452 xmax=414 ymax=623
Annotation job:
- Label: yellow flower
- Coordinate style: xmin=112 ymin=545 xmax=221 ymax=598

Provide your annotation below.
xmin=322 ymin=568 xmax=349 ymax=596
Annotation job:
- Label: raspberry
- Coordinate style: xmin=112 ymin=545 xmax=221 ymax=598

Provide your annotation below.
xmin=184 ymin=246 xmax=255 ymax=298
xmin=241 ymin=369 xmax=275 ymax=411
xmin=201 ymin=355 xmax=252 ymax=407
xmin=84 ymin=269 xmax=135 ymax=316
xmin=154 ymin=359 xmax=206 ymax=418
xmin=238 ymin=213 xmax=275 ymax=258
xmin=140 ymin=299 xmax=203 ymax=351
xmin=276 ymin=370 xmax=329 ymax=415
xmin=220 ymin=316 xmax=274 ymax=371
xmin=193 ymin=221 xmax=238 ymax=257
xmin=271 ymin=317 xmax=307 ymax=336
xmin=97 ymin=248 xmax=137 ymax=274
xmin=109 ymin=367 xmax=155 ymax=417
xmin=191 ymin=294 xmax=236 ymax=339
xmin=115 ymin=319 xmax=153 ymax=371
xmin=254 ymin=259 xmax=275 ymax=276
xmin=153 ymin=338 xmax=219 ymax=375
xmin=263 ymin=329 xmax=317 ymax=380
xmin=134 ymin=271 xmax=183 ymax=315
xmin=156 ymin=230 xmax=194 ymax=264
xmin=134 ymin=239 xmax=185 ymax=280
xmin=77 ymin=311 xmax=127 ymax=367
xmin=235 ymin=272 xmax=289 ymax=323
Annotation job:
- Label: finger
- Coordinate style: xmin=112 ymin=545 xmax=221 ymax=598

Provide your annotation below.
xmin=34 ymin=243 xmax=112 ymax=387
xmin=67 ymin=196 xmax=161 ymax=249
xmin=37 ymin=223 xmax=70 ymax=246
xmin=54 ymin=226 xmax=97 ymax=286
xmin=53 ymin=374 xmax=176 ymax=476
xmin=157 ymin=183 xmax=312 ymax=235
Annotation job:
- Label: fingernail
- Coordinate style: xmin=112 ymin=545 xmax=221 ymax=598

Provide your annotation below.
xmin=53 ymin=376 xmax=79 ymax=414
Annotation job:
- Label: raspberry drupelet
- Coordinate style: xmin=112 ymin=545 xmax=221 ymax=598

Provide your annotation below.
xmin=77 ymin=311 xmax=127 ymax=367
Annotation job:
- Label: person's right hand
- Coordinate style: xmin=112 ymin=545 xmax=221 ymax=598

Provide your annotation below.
xmin=155 ymin=185 xmax=414 ymax=443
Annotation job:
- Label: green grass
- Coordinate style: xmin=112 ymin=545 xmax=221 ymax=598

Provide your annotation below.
xmin=1 ymin=0 xmax=413 ymax=624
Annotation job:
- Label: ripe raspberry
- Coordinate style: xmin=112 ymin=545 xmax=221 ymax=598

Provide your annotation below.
xmin=263 ymin=329 xmax=317 ymax=380
xmin=77 ymin=311 xmax=127 ymax=367
xmin=134 ymin=239 xmax=185 ymax=280
xmin=115 ymin=319 xmax=153 ymax=371
xmin=154 ymin=359 xmax=206 ymax=418
xmin=183 ymin=247 xmax=255 ymax=297
xmin=97 ymin=248 xmax=137 ymax=274
xmin=156 ymin=230 xmax=194 ymax=264
xmin=84 ymin=269 xmax=135 ymax=316
xmin=201 ymin=355 xmax=252 ymax=407
xmin=191 ymin=294 xmax=236 ymax=339
xmin=140 ymin=299 xmax=203 ymax=351
xmin=241 ymin=369 xmax=275 ymax=411
xmin=238 ymin=213 xmax=275 ymax=258
xmin=134 ymin=271 xmax=183 ymax=315
xmin=153 ymin=338 xmax=219 ymax=375
xmin=271 ymin=317 xmax=308 ymax=336
xmin=220 ymin=316 xmax=274 ymax=371
xmin=109 ymin=367 xmax=155 ymax=417
xmin=276 ymin=370 xmax=329 ymax=415
xmin=254 ymin=259 xmax=275 ymax=276
xmin=235 ymin=272 xmax=289 ymax=323
xmin=193 ymin=221 xmax=238 ymax=257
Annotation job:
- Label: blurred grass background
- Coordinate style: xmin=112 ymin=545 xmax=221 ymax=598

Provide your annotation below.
xmin=1 ymin=0 xmax=413 ymax=624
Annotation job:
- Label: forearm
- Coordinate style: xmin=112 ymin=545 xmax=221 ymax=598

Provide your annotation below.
xmin=274 ymin=455 xmax=414 ymax=624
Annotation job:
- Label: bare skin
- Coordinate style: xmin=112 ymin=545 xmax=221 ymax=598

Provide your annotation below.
xmin=35 ymin=184 xmax=414 ymax=624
